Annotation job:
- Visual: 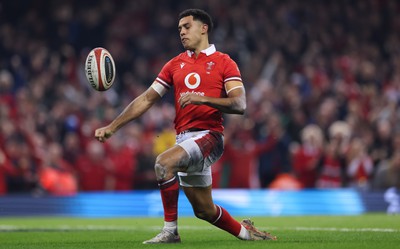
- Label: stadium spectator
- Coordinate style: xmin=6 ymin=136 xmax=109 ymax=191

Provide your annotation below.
xmin=62 ymin=131 xmax=83 ymax=165
xmin=345 ymin=137 xmax=374 ymax=190
xmin=254 ymin=112 xmax=292 ymax=188
xmin=370 ymin=119 xmax=394 ymax=166
xmin=0 ymin=148 xmax=14 ymax=195
xmin=75 ymin=140 xmax=114 ymax=191
xmin=2 ymin=130 xmax=39 ymax=193
xmin=37 ymin=142 xmax=77 ymax=196
xmin=107 ymin=135 xmax=136 ymax=191
xmin=291 ymin=124 xmax=324 ymax=188
xmin=316 ymin=121 xmax=351 ymax=188
xmin=222 ymin=116 xmax=259 ymax=188
xmin=374 ymin=150 xmax=400 ymax=190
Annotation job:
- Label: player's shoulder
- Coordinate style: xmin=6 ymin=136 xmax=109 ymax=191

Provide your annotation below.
xmin=211 ymin=52 xmax=239 ymax=71
xmin=167 ymin=51 xmax=190 ymax=64
xmin=161 ymin=53 xmax=185 ymax=69
xmin=213 ymin=51 xmax=236 ymax=63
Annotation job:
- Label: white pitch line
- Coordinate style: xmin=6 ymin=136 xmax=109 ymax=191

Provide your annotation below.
xmin=0 ymin=225 xmax=398 ymax=233
xmin=278 ymin=227 xmax=399 ymax=233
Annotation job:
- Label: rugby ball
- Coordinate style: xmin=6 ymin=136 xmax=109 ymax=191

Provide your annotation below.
xmin=85 ymin=47 xmax=116 ymax=91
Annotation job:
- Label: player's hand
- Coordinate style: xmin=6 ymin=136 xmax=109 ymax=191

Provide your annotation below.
xmin=179 ymin=93 xmax=205 ymax=108
xmin=95 ymin=125 xmax=114 ymax=143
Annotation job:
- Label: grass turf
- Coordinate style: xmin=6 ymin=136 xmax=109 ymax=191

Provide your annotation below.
xmin=0 ymin=214 xmax=399 ymax=249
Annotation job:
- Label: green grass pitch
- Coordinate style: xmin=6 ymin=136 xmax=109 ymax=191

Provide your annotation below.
xmin=0 ymin=214 xmax=399 ymax=249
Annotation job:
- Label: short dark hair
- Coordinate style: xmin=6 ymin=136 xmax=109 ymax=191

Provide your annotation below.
xmin=179 ymin=9 xmax=213 ymax=34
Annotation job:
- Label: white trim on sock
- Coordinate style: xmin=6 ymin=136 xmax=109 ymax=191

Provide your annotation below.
xmin=159 ymin=176 xmax=176 ymax=186
xmin=237 ymin=225 xmax=251 ymax=240
xmin=212 ymin=205 xmax=223 ymax=224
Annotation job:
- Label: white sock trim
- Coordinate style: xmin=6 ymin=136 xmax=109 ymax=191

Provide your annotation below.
xmin=212 ymin=205 xmax=223 ymax=224
xmin=159 ymin=176 xmax=176 ymax=186
xmin=237 ymin=225 xmax=251 ymax=240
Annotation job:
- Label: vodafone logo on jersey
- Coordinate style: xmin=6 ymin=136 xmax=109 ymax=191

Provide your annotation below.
xmin=184 ymin=73 xmax=201 ymax=89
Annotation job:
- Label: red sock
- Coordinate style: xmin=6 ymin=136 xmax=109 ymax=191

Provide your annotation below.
xmin=159 ymin=176 xmax=179 ymax=222
xmin=211 ymin=205 xmax=242 ymax=236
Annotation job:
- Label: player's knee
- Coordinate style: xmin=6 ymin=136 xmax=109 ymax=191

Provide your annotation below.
xmin=154 ymin=155 xmax=173 ymax=181
xmin=154 ymin=163 xmax=167 ymax=181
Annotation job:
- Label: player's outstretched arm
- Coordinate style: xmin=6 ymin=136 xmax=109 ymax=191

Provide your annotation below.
xmin=179 ymin=80 xmax=246 ymax=115
xmin=95 ymin=85 xmax=161 ymax=142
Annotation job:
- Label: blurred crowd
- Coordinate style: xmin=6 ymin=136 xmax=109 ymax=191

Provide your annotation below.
xmin=1 ymin=0 xmax=400 ymax=195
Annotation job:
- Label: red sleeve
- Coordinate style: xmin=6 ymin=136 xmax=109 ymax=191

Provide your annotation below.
xmin=156 ymin=59 xmax=174 ymax=89
xmin=223 ymin=56 xmax=242 ymax=84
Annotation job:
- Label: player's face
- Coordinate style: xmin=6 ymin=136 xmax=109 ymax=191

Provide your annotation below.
xmin=178 ymin=16 xmax=206 ymax=50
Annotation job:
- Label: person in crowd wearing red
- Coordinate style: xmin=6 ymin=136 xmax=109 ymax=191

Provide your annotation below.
xmin=38 ymin=142 xmax=77 ymax=195
xmin=75 ymin=140 xmax=114 ymax=191
xmin=0 ymin=148 xmax=14 ymax=195
xmin=107 ymin=136 xmax=136 ymax=190
xmin=317 ymin=121 xmax=350 ymax=188
xmin=222 ymin=116 xmax=259 ymax=188
xmin=292 ymin=124 xmax=324 ymax=188
xmin=345 ymin=137 xmax=373 ymax=190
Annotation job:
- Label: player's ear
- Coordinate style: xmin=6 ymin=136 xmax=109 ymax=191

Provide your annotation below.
xmin=202 ymin=23 xmax=208 ymax=34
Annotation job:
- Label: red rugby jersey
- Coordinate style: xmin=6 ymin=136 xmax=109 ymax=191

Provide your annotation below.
xmin=155 ymin=45 xmax=242 ymax=134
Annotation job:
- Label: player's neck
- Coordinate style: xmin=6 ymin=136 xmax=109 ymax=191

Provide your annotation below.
xmin=193 ymin=40 xmax=210 ymax=58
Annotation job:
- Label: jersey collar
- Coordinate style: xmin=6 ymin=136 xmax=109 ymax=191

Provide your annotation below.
xmin=186 ymin=44 xmax=216 ymax=57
